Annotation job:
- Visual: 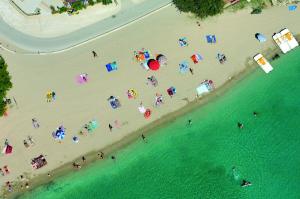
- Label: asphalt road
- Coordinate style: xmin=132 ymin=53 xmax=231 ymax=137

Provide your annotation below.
xmin=0 ymin=0 xmax=172 ymax=53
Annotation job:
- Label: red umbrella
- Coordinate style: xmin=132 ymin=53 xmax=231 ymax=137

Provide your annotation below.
xmin=147 ymin=59 xmax=160 ymax=71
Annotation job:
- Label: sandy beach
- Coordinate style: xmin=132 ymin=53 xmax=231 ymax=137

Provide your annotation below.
xmin=1 ymin=4 xmax=300 ymax=198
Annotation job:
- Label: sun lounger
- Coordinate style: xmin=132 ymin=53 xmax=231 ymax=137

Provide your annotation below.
xmin=280 ymin=28 xmax=299 ymax=50
xmin=272 ymin=33 xmax=291 ymax=54
xmin=253 ymin=54 xmax=273 ymax=74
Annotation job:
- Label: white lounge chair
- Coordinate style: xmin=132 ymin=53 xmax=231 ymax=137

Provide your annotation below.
xmin=280 ymin=28 xmax=299 ymax=50
xmin=253 ymin=53 xmax=273 ymax=74
xmin=272 ymin=33 xmax=291 ymax=53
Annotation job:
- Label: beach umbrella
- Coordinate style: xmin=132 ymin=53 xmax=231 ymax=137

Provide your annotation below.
xmin=255 ymin=33 xmax=266 ymax=42
xmin=147 ymin=59 xmax=160 ymax=71
xmin=156 ymin=54 xmax=167 ymax=66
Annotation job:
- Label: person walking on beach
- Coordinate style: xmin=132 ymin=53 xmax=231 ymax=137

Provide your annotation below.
xmin=109 ymin=124 xmax=113 ymax=132
xmin=189 ymin=68 xmax=194 ymax=75
xmin=92 ymin=51 xmax=97 ymax=58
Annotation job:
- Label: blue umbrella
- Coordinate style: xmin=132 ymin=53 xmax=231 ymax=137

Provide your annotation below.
xmin=255 ymin=33 xmax=266 ymax=42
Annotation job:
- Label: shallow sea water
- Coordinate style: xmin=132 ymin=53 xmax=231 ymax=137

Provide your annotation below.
xmin=20 ymin=48 xmax=300 ymax=199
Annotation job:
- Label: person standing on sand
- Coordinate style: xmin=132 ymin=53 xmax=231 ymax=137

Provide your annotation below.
xmin=82 ymin=156 xmax=86 ymax=162
xmin=92 ymin=51 xmax=97 ymax=58
xmin=189 ymin=68 xmax=194 ymax=75
xmin=109 ymin=124 xmax=113 ymax=132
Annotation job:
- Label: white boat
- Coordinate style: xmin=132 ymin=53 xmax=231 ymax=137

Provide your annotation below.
xmin=272 ymin=33 xmax=291 ymax=54
xmin=253 ymin=53 xmax=273 ymax=74
xmin=280 ymin=28 xmax=299 ymax=50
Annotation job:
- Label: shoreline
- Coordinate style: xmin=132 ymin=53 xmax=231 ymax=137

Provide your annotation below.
xmin=7 ymin=35 xmax=297 ymax=199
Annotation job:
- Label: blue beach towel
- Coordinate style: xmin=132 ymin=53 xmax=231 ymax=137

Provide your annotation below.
xmin=206 ymin=35 xmax=216 ymax=43
xmin=106 ymin=61 xmax=118 ymax=72
xmin=288 ymin=5 xmax=297 ymax=11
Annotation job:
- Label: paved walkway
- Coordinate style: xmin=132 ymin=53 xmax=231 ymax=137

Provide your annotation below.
xmin=0 ymin=0 xmax=172 ymax=53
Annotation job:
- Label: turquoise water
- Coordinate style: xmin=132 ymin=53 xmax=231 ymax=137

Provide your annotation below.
xmin=20 ymin=48 xmax=300 ymax=199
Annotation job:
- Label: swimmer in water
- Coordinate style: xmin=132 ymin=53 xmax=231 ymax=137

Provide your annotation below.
xmin=237 ymin=122 xmax=244 ymax=129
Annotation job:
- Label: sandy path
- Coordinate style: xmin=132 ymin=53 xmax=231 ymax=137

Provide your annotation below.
xmin=0 ymin=4 xmax=300 ymax=195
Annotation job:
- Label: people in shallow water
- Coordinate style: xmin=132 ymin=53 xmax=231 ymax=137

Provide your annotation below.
xmin=188 ymin=119 xmax=192 ymax=125
xmin=241 ymin=179 xmax=252 ymax=187
xmin=253 ymin=111 xmax=258 ymax=116
xmin=237 ymin=122 xmax=244 ymax=129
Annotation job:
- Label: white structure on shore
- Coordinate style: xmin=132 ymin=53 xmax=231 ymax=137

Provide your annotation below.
xmin=273 ymin=28 xmax=299 ymax=54
xmin=253 ymin=53 xmax=273 ymax=74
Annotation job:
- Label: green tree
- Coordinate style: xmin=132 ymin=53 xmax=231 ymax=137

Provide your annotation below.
xmin=102 ymin=0 xmax=112 ymax=5
xmin=0 ymin=55 xmax=12 ymax=116
xmin=173 ymin=0 xmax=225 ymax=18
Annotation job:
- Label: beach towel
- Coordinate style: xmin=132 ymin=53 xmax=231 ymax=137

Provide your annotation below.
xmin=106 ymin=61 xmax=118 ymax=72
xmin=179 ymin=61 xmax=189 ymax=73
xmin=76 ymin=74 xmax=88 ymax=84
xmin=167 ymin=87 xmax=176 ymax=96
xmin=191 ymin=53 xmax=203 ymax=64
xmin=179 ymin=37 xmax=188 ymax=47
xmin=206 ymin=35 xmax=216 ymax=43
xmin=288 ymin=5 xmax=297 ymax=11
